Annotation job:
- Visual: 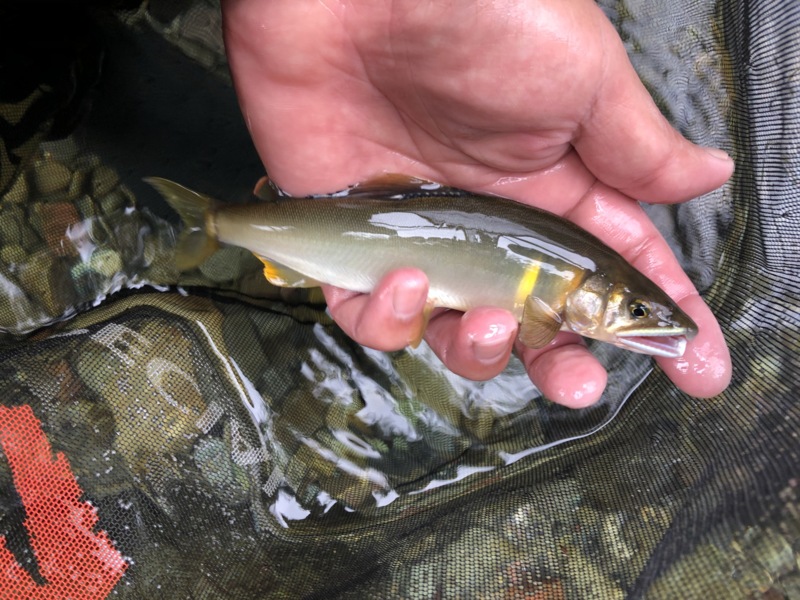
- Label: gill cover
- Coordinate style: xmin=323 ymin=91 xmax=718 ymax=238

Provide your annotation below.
xmin=565 ymin=274 xmax=698 ymax=358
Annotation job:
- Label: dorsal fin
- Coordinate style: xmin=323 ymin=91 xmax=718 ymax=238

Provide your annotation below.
xmin=252 ymin=175 xmax=287 ymax=202
xmin=325 ymin=173 xmax=469 ymax=200
xmin=253 ymin=172 xmax=470 ymax=201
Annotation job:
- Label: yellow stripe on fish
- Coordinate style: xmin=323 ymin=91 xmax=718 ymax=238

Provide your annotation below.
xmin=515 ymin=261 xmax=541 ymax=308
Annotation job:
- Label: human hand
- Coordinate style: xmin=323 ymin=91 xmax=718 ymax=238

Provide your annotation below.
xmin=222 ymin=0 xmax=733 ymax=407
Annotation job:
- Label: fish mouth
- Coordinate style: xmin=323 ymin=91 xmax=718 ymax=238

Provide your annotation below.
xmin=614 ymin=331 xmax=690 ymax=358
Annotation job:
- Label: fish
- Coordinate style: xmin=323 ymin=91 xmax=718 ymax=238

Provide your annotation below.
xmin=146 ymin=174 xmax=698 ymax=358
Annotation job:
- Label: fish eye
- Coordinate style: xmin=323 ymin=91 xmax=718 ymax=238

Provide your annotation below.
xmin=629 ymin=299 xmax=651 ymax=319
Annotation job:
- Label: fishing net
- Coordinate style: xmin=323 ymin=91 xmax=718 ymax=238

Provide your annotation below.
xmin=0 ymin=1 xmax=797 ymax=598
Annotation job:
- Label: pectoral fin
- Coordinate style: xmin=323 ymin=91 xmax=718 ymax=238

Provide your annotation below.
xmin=518 ymin=296 xmax=562 ymax=348
xmin=257 ymin=256 xmax=320 ymax=288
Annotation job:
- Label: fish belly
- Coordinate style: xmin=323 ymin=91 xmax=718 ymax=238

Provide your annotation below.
xmin=217 ymin=210 xmax=570 ymax=319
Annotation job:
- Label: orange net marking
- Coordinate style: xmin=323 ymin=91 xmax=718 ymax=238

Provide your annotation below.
xmin=0 ymin=405 xmax=128 ymax=600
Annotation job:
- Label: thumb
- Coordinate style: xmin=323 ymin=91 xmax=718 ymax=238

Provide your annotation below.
xmin=573 ymin=20 xmax=733 ymax=203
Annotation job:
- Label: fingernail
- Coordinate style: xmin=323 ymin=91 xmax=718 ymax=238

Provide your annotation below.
xmin=702 ymin=146 xmax=731 ymax=162
xmin=392 ymin=282 xmax=426 ymax=320
xmin=471 ymin=325 xmax=513 ymax=363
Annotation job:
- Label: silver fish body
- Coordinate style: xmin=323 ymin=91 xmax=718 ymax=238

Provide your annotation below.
xmin=147 ymin=175 xmax=697 ymax=357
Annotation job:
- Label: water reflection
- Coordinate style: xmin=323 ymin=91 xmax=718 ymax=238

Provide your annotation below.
xmin=262 ymin=319 xmax=649 ymax=524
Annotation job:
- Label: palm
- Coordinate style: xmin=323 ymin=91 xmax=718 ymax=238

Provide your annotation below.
xmin=222 ymin=0 xmax=733 ymax=406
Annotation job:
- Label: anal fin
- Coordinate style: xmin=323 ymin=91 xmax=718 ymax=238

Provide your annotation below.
xmin=518 ymin=296 xmax=562 ymax=348
xmin=257 ymin=256 xmax=321 ymax=288
xmin=409 ymin=301 xmax=436 ymax=349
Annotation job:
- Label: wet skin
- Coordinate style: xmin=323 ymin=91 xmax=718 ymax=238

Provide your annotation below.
xmin=221 ymin=0 xmax=734 ymax=407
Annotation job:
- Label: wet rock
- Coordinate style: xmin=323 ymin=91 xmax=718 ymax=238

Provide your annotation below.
xmin=142 ymin=240 xmax=180 ymax=284
xmin=3 ymin=174 xmax=29 ymax=204
xmin=99 ymin=188 xmax=134 ymax=215
xmin=32 ymin=201 xmax=80 ymax=257
xmin=66 ymin=169 xmax=88 ymax=202
xmin=782 ymin=573 xmax=800 ymax=599
xmin=75 ymin=318 xmax=208 ymax=507
xmin=18 ymin=217 xmax=44 ymax=253
xmin=0 ymin=205 xmax=26 ymax=246
xmin=600 ymin=513 xmax=635 ymax=566
xmin=648 ymin=542 xmax=752 ymax=599
xmin=567 ymin=556 xmax=625 ymax=600
xmin=193 ymin=436 xmax=251 ymax=505
xmin=0 ymin=245 xmax=27 ymax=268
xmin=88 ymin=248 xmax=123 ymax=279
xmin=32 ymin=158 xmax=71 ymax=195
xmin=18 ymin=252 xmax=77 ymax=318
xmin=75 ymin=194 xmax=97 ymax=220
xmin=90 ymin=165 xmax=120 ymax=198
xmin=746 ymin=527 xmax=796 ymax=579
xmin=71 ymin=248 xmax=124 ymax=291
xmin=198 ymin=247 xmax=249 ymax=283
xmin=0 ymin=268 xmax=44 ymax=333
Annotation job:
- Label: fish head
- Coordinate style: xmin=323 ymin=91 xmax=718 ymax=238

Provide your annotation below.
xmin=564 ymin=274 xmax=698 ymax=358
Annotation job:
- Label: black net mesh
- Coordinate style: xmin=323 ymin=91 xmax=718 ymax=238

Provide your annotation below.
xmin=0 ymin=1 xmax=797 ymax=598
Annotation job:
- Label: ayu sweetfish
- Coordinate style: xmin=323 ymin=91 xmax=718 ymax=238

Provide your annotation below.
xmin=146 ymin=174 xmax=697 ymax=358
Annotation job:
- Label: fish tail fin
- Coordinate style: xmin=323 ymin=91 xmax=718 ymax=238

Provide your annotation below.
xmin=144 ymin=177 xmax=219 ymax=270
